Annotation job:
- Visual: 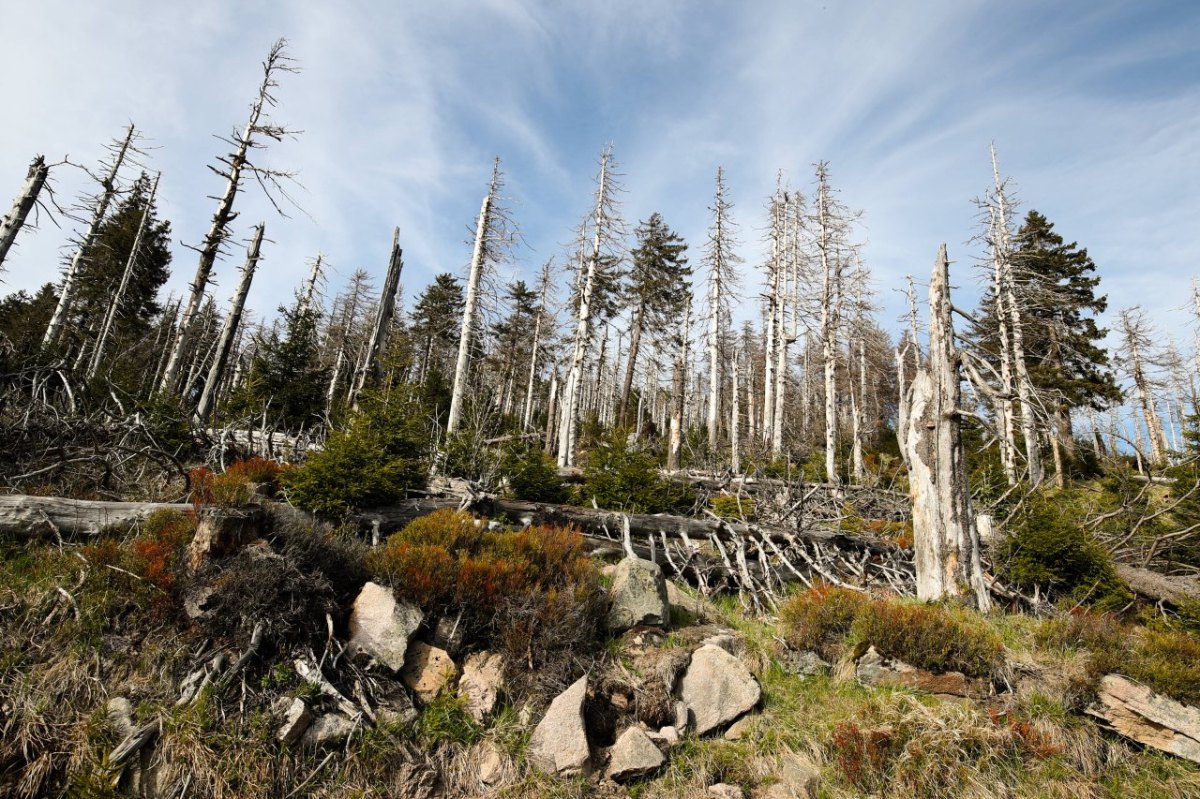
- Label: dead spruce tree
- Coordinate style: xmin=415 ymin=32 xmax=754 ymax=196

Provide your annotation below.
xmin=900 ymin=244 xmax=990 ymax=610
xmin=557 ymin=145 xmax=624 ymax=467
xmin=1118 ymin=306 xmax=1168 ymax=466
xmin=703 ymin=167 xmax=740 ymax=455
xmin=195 ymin=224 xmax=265 ymax=420
xmin=160 ymin=38 xmax=298 ymax=396
xmin=0 ymin=155 xmax=51 ymax=273
xmin=447 ymin=158 xmax=514 ymax=435
xmin=43 ymin=125 xmax=138 ymax=351
xmin=522 ymin=260 xmax=554 ymax=432
xmin=348 ymin=228 xmax=404 ymax=410
xmin=323 ymin=268 xmax=373 ymax=414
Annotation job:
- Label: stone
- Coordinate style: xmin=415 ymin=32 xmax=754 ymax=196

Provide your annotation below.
xmin=401 ymin=641 xmax=459 ymax=702
xmin=106 ymin=697 xmax=135 ymax=738
xmin=702 ymin=633 xmax=739 ymax=655
xmin=762 ymin=752 xmax=822 ymax=799
xmin=724 ymin=714 xmax=755 ymax=741
xmin=185 ymin=511 xmax=259 ymax=569
xmin=528 ymin=676 xmax=591 ymax=776
xmin=779 ymin=649 xmax=831 ymax=678
xmin=656 ymin=726 xmax=681 ymax=746
xmin=708 ymin=783 xmax=744 ymax=799
xmin=301 ymin=713 xmax=355 ymax=749
xmin=347 ymin=582 xmax=423 ymax=672
xmin=478 ymin=741 xmax=505 ymax=785
xmin=605 ymin=726 xmax=666 ymax=781
xmin=459 ymin=651 xmax=505 ymax=723
xmin=277 ymin=698 xmax=313 ymax=745
xmin=673 ymin=700 xmax=689 ymax=731
xmin=607 ymin=556 xmax=670 ymax=632
xmin=679 ymin=645 xmax=761 ymax=736
xmin=666 ymin=580 xmax=719 ymax=623
xmin=855 ymin=646 xmax=985 ymax=699
xmin=432 ymin=613 xmax=467 ymax=656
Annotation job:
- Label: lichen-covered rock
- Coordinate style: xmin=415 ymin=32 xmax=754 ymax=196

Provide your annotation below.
xmin=762 ymin=752 xmax=822 ymax=799
xmin=347 ymin=582 xmax=422 ymax=672
xmin=277 ymin=698 xmax=312 ymax=745
xmin=301 ymin=713 xmax=355 ymax=749
xmin=679 ymin=644 xmax=761 ymax=735
xmin=459 ymin=651 xmax=505 ymax=723
xmin=605 ymin=726 xmax=665 ymax=781
xmin=607 ymin=556 xmax=670 ymax=632
xmin=401 ymin=641 xmax=458 ymax=702
xmin=529 ymin=676 xmax=591 ymax=776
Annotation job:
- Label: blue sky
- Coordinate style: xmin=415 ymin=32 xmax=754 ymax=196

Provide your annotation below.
xmin=1 ymin=0 xmax=1197 ymax=352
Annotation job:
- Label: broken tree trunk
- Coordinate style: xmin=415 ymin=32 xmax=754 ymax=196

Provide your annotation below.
xmin=0 ymin=495 xmax=190 ymax=540
xmin=348 ymin=227 xmax=404 ymax=410
xmin=0 ymin=154 xmax=50 ymax=272
xmin=195 ymin=223 xmax=265 ymax=420
xmin=1087 ymin=674 xmax=1200 ymax=764
xmin=899 ymin=245 xmax=990 ymax=611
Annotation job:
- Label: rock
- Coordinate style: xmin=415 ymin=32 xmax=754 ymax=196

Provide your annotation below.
xmin=724 ymin=714 xmax=755 ymax=741
xmin=302 ymin=713 xmax=355 ymax=749
xmin=673 ymin=700 xmax=689 ymax=731
xmin=779 ymin=649 xmax=830 ymax=678
xmin=679 ymin=644 xmax=762 ymax=736
xmin=1086 ymin=674 xmax=1200 ymax=764
xmin=478 ymin=741 xmax=505 ymax=786
xmin=605 ymin=726 xmax=666 ymax=781
xmin=657 ymin=726 xmax=680 ymax=746
xmin=277 ymin=698 xmax=313 ymax=745
xmin=666 ymin=580 xmax=720 ymax=623
xmin=607 ymin=556 xmax=670 ymax=632
xmin=402 ymin=641 xmax=459 ymax=702
xmin=106 ymin=697 xmax=135 ymax=738
xmin=762 ymin=752 xmax=821 ymax=799
xmin=459 ymin=651 xmax=505 ymax=723
xmin=529 ymin=676 xmax=591 ymax=776
xmin=185 ymin=510 xmax=259 ymax=569
xmin=708 ymin=783 xmax=744 ymax=799
xmin=855 ymin=646 xmax=985 ymax=699
xmin=432 ymin=613 xmax=467 ymax=656
xmin=702 ymin=633 xmax=740 ymax=655
xmin=348 ymin=582 xmax=423 ymax=672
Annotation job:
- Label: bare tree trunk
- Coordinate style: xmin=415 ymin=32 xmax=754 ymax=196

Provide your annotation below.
xmin=731 ymin=346 xmax=741 ymax=473
xmin=988 ymin=213 xmax=1018 ymax=486
xmin=543 ymin=368 xmax=559 ymax=454
xmin=816 ymin=165 xmax=842 ymax=484
xmin=851 ymin=339 xmax=866 ymax=484
xmin=668 ymin=348 xmax=685 ymax=472
xmin=195 ymin=224 xmax=265 ymax=420
xmin=523 ymin=262 xmax=552 ymax=432
xmin=901 ymin=245 xmax=990 ymax=611
xmin=0 ymin=155 xmax=49 ymax=272
xmin=160 ymin=40 xmax=294 ymax=394
xmin=447 ymin=165 xmax=499 ymax=435
xmin=86 ymin=171 xmax=160 ymax=381
xmin=348 ymin=228 xmax=404 ymax=410
xmin=44 ymin=125 xmax=135 ymax=350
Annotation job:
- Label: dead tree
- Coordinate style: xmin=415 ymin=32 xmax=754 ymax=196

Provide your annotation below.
xmin=85 ymin=172 xmax=161 ymax=381
xmin=447 ymin=158 xmax=513 ymax=435
xmin=0 ymin=155 xmax=50 ymax=273
xmin=43 ymin=125 xmax=137 ymax=350
xmin=522 ymin=260 xmax=554 ymax=431
xmin=1119 ymin=307 xmax=1167 ymax=466
xmin=195 ymin=224 xmax=265 ymax=420
xmin=323 ymin=269 xmax=372 ymax=414
xmin=348 ymin=228 xmax=404 ymax=410
xmin=813 ymin=162 xmax=854 ymax=483
xmin=704 ymin=167 xmax=740 ymax=455
xmin=899 ymin=244 xmax=990 ymax=611
xmin=160 ymin=39 xmax=297 ymax=395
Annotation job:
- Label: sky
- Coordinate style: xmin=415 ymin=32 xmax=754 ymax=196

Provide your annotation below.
xmin=1 ymin=0 xmax=1198 ymax=356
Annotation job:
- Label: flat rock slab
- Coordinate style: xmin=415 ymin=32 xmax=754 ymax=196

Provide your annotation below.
xmin=605 ymin=726 xmax=665 ymax=781
xmin=679 ymin=644 xmax=761 ymax=736
xmin=856 ymin=646 xmax=987 ymax=699
xmin=348 ymin=581 xmax=423 ymax=672
xmin=1087 ymin=674 xmax=1200 ymax=764
xmin=607 ymin=556 xmax=670 ymax=632
xmin=529 ymin=675 xmax=591 ymax=776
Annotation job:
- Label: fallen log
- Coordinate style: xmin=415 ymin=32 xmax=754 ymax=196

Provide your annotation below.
xmin=0 ymin=494 xmax=191 ymax=540
xmin=1087 ymin=674 xmax=1200 ymax=764
xmin=1115 ymin=564 xmax=1200 ymax=606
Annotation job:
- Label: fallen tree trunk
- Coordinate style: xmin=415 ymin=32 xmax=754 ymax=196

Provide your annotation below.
xmin=1115 ymin=564 xmax=1200 ymax=606
xmin=0 ymin=495 xmax=191 ymax=539
xmin=1087 ymin=674 xmax=1200 ymax=764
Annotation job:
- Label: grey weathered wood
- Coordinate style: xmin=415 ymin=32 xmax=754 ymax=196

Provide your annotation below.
xmin=348 ymin=227 xmax=403 ymax=410
xmin=0 ymin=495 xmax=190 ymax=539
xmin=1115 ymin=564 xmax=1200 ymax=606
xmin=1087 ymin=674 xmax=1200 ymax=764
xmin=0 ymin=155 xmax=50 ymax=271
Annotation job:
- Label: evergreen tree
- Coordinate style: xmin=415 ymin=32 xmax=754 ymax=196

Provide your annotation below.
xmin=235 ymin=304 xmax=329 ymax=430
xmin=490 ymin=280 xmax=539 ymax=420
xmin=618 ymin=213 xmax=690 ymax=426
xmin=409 ymin=273 xmax=466 ymax=421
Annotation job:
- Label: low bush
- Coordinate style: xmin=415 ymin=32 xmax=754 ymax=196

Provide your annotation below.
xmin=849 ymin=601 xmax=1005 ymax=679
xmin=711 ymin=494 xmax=755 ymax=520
xmin=499 ymin=444 xmax=568 ymax=504
xmin=996 ymin=492 xmax=1131 ymax=611
xmin=284 ymin=395 xmax=428 ymax=517
xmin=582 ymin=432 xmax=693 ymax=513
xmin=189 ymin=458 xmax=287 ymax=509
xmin=780 ymin=585 xmax=872 ymax=661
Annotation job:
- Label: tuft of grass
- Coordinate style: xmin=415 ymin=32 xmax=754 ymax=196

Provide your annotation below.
xmin=779 ymin=585 xmax=872 ymax=662
xmin=849 ymin=601 xmax=1005 ymax=679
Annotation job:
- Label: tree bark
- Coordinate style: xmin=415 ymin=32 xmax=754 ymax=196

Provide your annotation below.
xmin=0 ymin=155 xmax=50 ymax=272
xmin=348 ymin=228 xmax=403 ymax=410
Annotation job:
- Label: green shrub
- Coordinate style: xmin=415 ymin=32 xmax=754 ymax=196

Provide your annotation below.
xmin=780 ymin=585 xmax=872 ymax=661
xmin=582 ymin=432 xmax=693 ymax=513
xmin=500 ymin=444 xmax=568 ymax=504
xmin=284 ymin=396 xmax=427 ymax=517
xmin=1092 ymin=628 xmax=1200 ymax=706
xmin=996 ymin=493 xmax=1131 ymax=610
xmin=711 ymin=494 xmax=755 ymax=520
xmin=849 ymin=601 xmax=1005 ymax=679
